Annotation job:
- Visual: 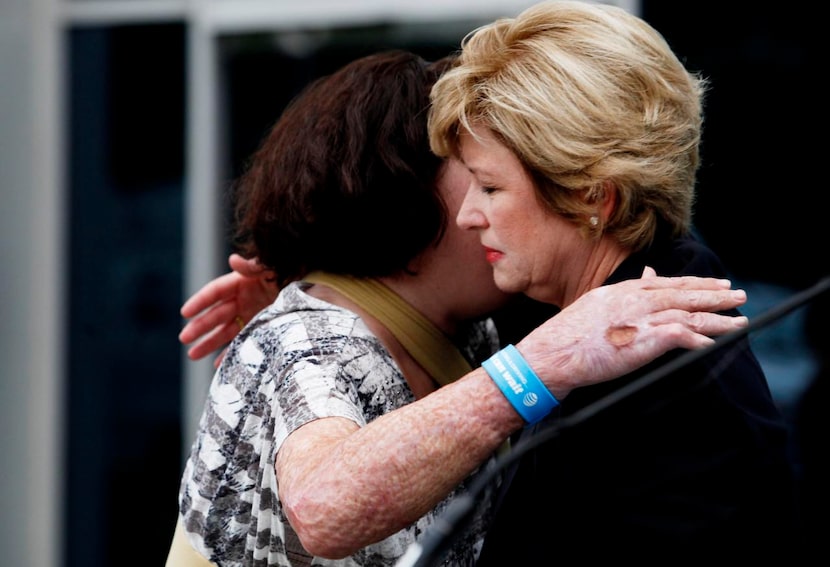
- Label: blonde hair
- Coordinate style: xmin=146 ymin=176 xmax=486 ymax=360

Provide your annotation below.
xmin=429 ymin=0 xmax=707 ymax=249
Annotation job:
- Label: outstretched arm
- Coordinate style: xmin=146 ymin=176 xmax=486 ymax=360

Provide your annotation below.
xmin=278 ymin=268 xmax=749 ymax=558
xmin=179 ymin=254 xmax=278 ymax=367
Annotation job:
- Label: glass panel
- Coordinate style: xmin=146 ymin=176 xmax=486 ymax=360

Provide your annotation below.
xmin=66 ymin=22 xmax=185 ymax=567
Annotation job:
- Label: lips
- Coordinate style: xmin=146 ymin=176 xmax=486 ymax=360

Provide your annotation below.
xmin=484 ymin=247 xmax=503 ymax=263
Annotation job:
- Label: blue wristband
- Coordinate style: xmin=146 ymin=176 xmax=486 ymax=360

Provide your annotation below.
xmin=482 ymin=344 xmax=560 ymax=425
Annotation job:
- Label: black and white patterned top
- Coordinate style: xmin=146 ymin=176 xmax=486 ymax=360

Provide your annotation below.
xmin=178 ymin=281 xmax=502 ymax=566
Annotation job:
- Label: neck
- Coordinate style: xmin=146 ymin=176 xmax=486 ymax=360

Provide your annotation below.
xmin=377 ymin=272 xmax=460 ymax=338
xmin=570 ymin=239 xmax=631 ymax=307
xmin=534 ymin=237 xmax=631 ymax=309
xmin=302 ymin=271 xmax=474 ymax=389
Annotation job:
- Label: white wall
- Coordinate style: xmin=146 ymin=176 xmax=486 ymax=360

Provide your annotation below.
xmin=1 ymin=0 xmax=64 ymax=564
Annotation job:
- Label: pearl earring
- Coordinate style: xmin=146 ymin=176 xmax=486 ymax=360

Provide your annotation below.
xmin=589 ymin=215 xmax=599 ymax=227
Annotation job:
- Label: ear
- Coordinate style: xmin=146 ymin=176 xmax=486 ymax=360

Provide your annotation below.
xmin=597 ymin=180 xmax=617 ymax=221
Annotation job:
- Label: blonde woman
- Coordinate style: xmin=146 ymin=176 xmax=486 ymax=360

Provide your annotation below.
xmin=428 ymin=1 xmax=798 ymax=562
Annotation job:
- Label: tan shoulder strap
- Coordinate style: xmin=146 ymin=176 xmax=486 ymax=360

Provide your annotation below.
xmin=165 ymin=518 xmax=216 ymax=567
xmin=303 ymin=272 xmax=473 ymax=385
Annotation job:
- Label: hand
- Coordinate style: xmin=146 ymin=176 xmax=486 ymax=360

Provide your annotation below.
xmin=517 ymin=266 xmax=749 ymax=399
xmin=179 ymin=254 xmax=279 ymax=367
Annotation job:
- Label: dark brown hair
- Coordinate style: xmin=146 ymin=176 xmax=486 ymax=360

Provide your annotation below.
xmin=232 ymin=50 xmax=454 ymax=288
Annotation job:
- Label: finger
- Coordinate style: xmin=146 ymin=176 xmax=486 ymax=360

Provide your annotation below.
xmin=644 ymin=287 xmax=747 ymax=313
xmin=188 ymin=338 xmax=220 ymax=361
xmin=213 ymin=346 xmax=231 ymax=369
xmin=187 ymin=323 xmax=239 ymax=361
xmin=229 ymin=254 xmax=268 ymax=278
xmin=180 ymin=273 xmax=244 ymax=318
xmin=640 ymin=265 xmax=657 ymax=278
xmin=179 ymin=280 xmax=233 ymax=319
xmin=637 ymin=275 xmax=734 ymax=291
xmin=648 ymin=312 xmax=749 ymax=352
xmin=648 ymin=309 xmax=748 ymax=334
xmin=653 ymin=324 xmax=717 ymax=351
xmin=686 ymin=311 xmax=749 ymax=336
xmin=179 ymin=301 xmax=238 ymax=344
xmin=180 ymin=283 xmax=221 ymax=318
xmin=180 ymin=272 xmax=244 ymax=317
xmin=226 ymin=253 xmax=242 ymax=269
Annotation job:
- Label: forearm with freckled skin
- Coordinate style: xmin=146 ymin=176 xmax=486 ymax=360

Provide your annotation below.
xmin=276 ymin=274 xmax=749 ymax=559
xmin=277 ymin=367 xmax=523 ymax=559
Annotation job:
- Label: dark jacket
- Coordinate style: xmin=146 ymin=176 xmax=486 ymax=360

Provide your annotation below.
xmin=476 ymin=231 xmax=801 ymax=564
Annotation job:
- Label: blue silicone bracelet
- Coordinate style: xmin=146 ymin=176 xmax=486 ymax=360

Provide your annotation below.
xmin=482 ymin=344 xmax=560 ymax=425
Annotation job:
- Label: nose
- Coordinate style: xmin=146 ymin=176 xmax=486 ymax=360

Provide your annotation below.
xmin=456 ymin=187 xmax=487 ymax=230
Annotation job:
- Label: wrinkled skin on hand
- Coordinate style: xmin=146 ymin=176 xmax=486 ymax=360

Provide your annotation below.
xmin=516 ymin=267 xmax=748 ymax=400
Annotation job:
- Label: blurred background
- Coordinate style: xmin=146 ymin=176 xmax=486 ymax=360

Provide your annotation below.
xmin=1 ymin=1 xmax=824 ymax=566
